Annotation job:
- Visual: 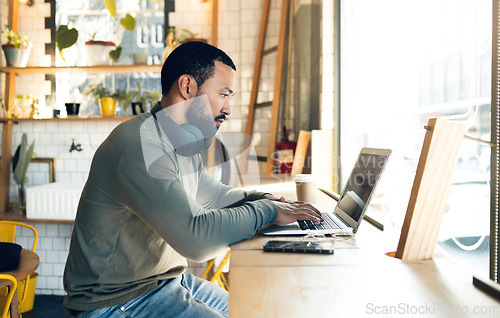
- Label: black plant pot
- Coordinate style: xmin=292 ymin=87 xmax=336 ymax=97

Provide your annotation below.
xmin=65 ymin=103 xmax=80 ymax=116
xmin=131 ymin=102 xmax=144 ymax=115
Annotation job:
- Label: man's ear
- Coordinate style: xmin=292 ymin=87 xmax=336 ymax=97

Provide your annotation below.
xmin=178 ymin=75 xmax=197 ymax=100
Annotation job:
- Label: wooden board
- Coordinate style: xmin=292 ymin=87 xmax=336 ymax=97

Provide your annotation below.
xmin=265 ymin=0 xmax=291 ymax=174
xmin=0 ymin=121 xmax=13 ymax=212
xmin=241 ymin=0 xmax=290 ymax=175
xmin=395 ymin=118 xmax=465 ymax=261
xmin=290 ymin=130 xmax=311 ymax=176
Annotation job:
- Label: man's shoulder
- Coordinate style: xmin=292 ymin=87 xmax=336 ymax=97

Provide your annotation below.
xmin=118 ymin=112 xmax=153 ymax=130
xmin=94 ymin=114 xmax=153 ymax=160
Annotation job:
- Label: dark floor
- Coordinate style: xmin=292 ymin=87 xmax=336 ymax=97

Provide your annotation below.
xmin=23 ymin=295 xmax=69 ymax=318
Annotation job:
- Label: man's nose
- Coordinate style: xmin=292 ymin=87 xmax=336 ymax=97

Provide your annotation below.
xmin=222 ymin=101 xmax=231 ymax=116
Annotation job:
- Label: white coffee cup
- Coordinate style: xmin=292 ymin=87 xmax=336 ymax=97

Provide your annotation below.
xmin=294 ymin=174 xmax=317 ymax=204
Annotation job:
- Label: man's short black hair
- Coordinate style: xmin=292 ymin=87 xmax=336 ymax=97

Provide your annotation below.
xmin=161 ymin=41 xmax=236 ymax=95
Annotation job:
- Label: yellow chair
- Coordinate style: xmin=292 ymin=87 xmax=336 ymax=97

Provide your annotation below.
xmin=0 ymin=221 xmax=38 ymax=315
xmin=0 ymin=274 xmax=18 ymax=318
xmin=200 ymin=250 xmax=231 ymax=291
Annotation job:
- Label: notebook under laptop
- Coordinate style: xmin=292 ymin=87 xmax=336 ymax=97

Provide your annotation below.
xmin=262 ymin=148 xmax=392 ymax=236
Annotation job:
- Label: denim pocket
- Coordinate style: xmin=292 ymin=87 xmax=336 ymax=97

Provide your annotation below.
xmin=179 ymin=274 xmax=190 ymax=292
xmin=119 ymin=288 xmax=155 ymax=312
xmin=84 ymin=307 xmax=108 ymax=318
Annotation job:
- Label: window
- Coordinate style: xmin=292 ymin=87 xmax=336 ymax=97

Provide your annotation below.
xmin=53 ymin=0 xmax=165 ymax=115
xmin=339 ymin=0 xmax=492 ymax=276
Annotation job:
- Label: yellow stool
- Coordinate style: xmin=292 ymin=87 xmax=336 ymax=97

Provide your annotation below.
xmin=200 ymin=250 xmax=231 ymax=291
xmin=0 ymin=274 xmax=18 ymax=318
xmin=0 ymin=221 xmax=39 ymax=315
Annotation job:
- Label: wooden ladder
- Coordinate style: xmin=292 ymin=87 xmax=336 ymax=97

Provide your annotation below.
xmin=243 ymin=0 xmax=291 ymax=175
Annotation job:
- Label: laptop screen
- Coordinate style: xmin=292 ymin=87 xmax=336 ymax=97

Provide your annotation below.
xmin=334 ymin=148 xmax=391 ymax=230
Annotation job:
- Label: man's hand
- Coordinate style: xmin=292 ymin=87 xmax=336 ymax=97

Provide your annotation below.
xmin=261 ymin=194 xmax=293 ymax=204
xmin=270 ymin=200 xmax=323 ymax=225
xmin=261 ymin=194 xmax=283 ymax=201
xmin=261 ymin=194 xmax=322 ymax=224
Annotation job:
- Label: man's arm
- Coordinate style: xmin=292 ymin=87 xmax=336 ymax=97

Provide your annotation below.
xmin=195 ymin=167 xmax=323 ymax=225
xmin=118 ymin=144 xmax=322 ymax=262
xmin=195 ymin=166 xmax=270 ymax=209
xmin=117 ymin=146 xmax=278 ymax=262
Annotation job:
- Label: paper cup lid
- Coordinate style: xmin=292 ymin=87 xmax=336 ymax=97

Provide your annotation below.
xmin=294 ymin=174 xmax=317 ymax=182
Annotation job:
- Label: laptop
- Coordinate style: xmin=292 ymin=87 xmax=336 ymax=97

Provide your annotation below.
xmin=262 ymin=148 xmax=392 ymax=236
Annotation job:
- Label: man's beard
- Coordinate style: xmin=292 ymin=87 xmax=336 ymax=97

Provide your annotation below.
xmin=185 ymin=95 xmax=220 ymax=138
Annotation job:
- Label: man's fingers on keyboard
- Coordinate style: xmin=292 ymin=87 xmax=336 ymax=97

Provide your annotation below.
xmin=298 ymin=205 xmax=322 ymax=220
xmin=295 ymin=202 xmax=320 ymax=212
xmin=298 ymin=211 xmax=322 ymax=222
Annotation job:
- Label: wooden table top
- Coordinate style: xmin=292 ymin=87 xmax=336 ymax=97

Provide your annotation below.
xmin=0 ymin=249 xmax=39 ymax=288
xmin=228 ymin=184 xmax=500 ymax=317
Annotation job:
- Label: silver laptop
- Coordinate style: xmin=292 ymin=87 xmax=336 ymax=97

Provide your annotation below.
xmin=262 ymin=148 xmax=392 ymax=236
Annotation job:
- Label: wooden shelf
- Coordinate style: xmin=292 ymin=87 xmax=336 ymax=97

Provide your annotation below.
xmin=0 ymin=116 xmax=134 ymax=123
xmin=0 ymin=212 xmax=74 ymax=224
xmin=0 ymin=64 xmax=162 ymax=75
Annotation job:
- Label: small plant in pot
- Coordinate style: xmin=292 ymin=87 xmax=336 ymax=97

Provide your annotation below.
xmin=85 ymin=32 xmax=120 ymax=66
xmin=83 ymin=9 xmax=135 ymax=65
xmin=85 ymin=83 xmax=125 ymax=117
xmin=55 ymin=0 xmax=136 ymax=66
xmin=2 ymin=25 xmax=33 ymax=67
xmin=126 ymin=82 xmax=161 ymax=115
xmin=177 ymin=29 xmax=208 ymax=44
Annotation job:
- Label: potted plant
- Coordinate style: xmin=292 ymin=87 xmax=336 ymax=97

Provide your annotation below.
xmin=162 ymin=27 xmax=178 ymax=62
xmin=177 ymin=28 xmax=207 ymax=44
xmin=85 ymin=32 xmax=119 ymax=66
xmin=2 ymin=25 xmax=33 ymax=67
xmin=162 ymin=28 xmax=207 ymax=63
xmin=126 ymin=82 xmax=161 ymax=115
xmin=85 ymin=83 xmax=126 ymax=117
xmin=55 ymin=0 xmax=135 ymax=65
xmin=84 ymin=10 xmax=135 ymax=65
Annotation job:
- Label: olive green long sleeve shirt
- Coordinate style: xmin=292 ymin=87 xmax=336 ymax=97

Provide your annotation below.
xmin=63 ymin=112 xmax=277 ymax=311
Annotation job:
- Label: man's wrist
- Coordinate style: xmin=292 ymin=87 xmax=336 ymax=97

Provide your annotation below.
xmin=261 ymin=194 xmax=278 ymax=200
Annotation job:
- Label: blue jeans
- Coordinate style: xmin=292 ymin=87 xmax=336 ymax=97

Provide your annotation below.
xmin=77 ymin=273 xmax=228 ymax=318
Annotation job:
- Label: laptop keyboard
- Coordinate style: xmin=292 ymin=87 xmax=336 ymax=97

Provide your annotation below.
xmin=297 ymin=213 xmax=341 ymax=231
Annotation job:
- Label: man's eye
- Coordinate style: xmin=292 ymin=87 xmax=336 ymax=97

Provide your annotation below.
xmin=221 ymin=93 xmax=228 ymax=98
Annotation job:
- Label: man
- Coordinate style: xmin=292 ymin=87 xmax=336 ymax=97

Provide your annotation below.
xmin=63 ymin=41 xmax=322 ymax=317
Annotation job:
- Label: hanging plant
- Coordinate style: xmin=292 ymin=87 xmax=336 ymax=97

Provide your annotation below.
xmin=55 ymin=23 xmax=78 ymax=61
xmin=54 ymin=0 xmax=136 ymax=64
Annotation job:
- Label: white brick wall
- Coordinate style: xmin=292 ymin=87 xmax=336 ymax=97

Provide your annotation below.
xmin=9 ymin=120 xmax=122 ymax=198
xmin=14 ymin=222 xmax=73 ymax=295
xmin=1 ymin=1 xmax=53 ymax=99
xmin=18 ymin=2 xmax=52 ymax=67
xmin=0 ymin=0 xmax=7 ymax=33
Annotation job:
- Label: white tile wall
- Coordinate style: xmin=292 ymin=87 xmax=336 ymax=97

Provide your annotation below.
xmin=13 ymin=222 xmax=73 ymax=295
xmin=0 ymin=0 xmax=6 ymax=30
xmin=8 ymin=120 xmax=122 ymax=199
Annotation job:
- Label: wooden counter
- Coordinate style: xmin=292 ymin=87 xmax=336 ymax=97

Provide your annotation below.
xmin=228 ymin=185 xmax=500 ymax=317
xmin=0 ymin=212 xmax=74 ymax=224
